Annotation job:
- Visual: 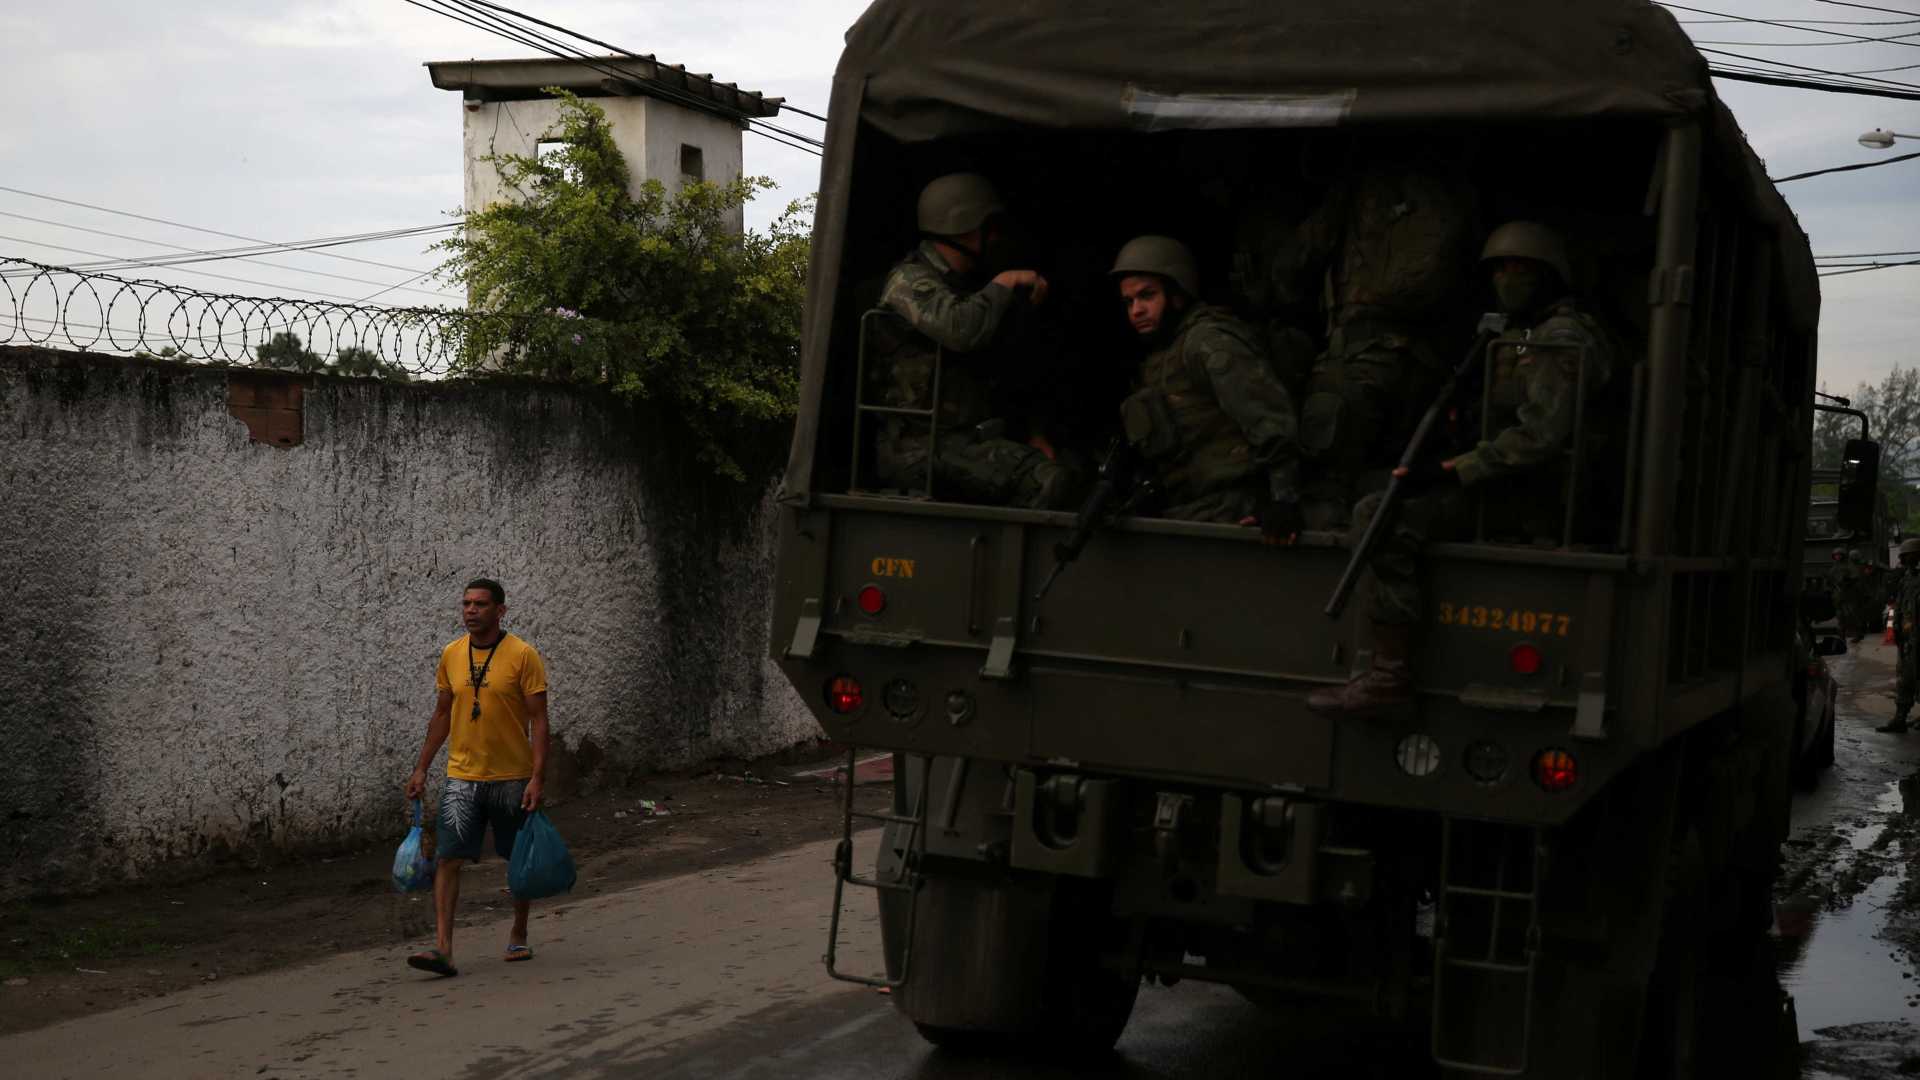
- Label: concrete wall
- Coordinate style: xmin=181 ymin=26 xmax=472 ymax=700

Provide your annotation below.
xmin=0 ymin=347 xmax=815 ymax=899
xmin=462 ymin=95 xmax=745 ymax=232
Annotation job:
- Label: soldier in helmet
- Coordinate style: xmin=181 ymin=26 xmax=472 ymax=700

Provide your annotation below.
xmin=1265 ymin=158 xmax=1478 ymax=529
xmin=1110 ymin=235 xmax=1305 ymax=533
xmin=1834 ymin=547 xmax=1883 ymax=642
xmin=1876 ymin=538 xmax=1920 ymax=733
xmin=1311 ymin=222 xmax=1612 ymax=714
xmin=870 ymin=173 xmax=1073 ymax=508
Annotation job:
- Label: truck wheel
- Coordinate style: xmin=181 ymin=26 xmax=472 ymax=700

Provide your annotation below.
xmin=1815 ymin=701 xmax=1836 ymax=769
xmin=884 ymin=871 xmax=1138 ymax=1053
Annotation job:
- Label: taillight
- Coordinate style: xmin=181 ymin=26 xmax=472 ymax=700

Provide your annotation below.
xmin=1509 ymin=642 xmax=1543 ymax=676
xmin=825 ymin=675 xmax=864 ymax=714
xmin=1532 ymin=748 xmax=1578 ymax=793
xmin=856 ymin=584 xmax=886 ymax=616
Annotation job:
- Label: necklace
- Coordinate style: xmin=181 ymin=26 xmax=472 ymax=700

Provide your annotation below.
xmin=467 ymin=634 xmax=507 ymax=721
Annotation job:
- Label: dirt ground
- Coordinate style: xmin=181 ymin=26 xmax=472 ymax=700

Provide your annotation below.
xmin=0 ymin=747 xmax=890 ymax=1037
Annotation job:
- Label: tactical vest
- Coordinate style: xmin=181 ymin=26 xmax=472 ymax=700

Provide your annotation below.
xmin=1332 ymin=165 xmax=1476 ymax=319
xmin=1481 ymin=301 xmax=1616 ymax=542
xmin=865 ymin=250 xmax=997 ymax=438
xmin=1122 ymin=305 xmax=1270 ymax=501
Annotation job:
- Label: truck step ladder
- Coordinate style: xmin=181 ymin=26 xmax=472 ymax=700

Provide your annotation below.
xmin=824 ymin=747 xmax=930 ymax=987
xmin=849 ymin=308 xmax=943 ymax=497
xmin=1431 ymin=819 xmax=1546 ymax=1076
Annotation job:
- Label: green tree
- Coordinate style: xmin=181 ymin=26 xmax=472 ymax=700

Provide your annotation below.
xmin=254 ymin=331 xmax=324 ymax=373
xmin=434 ymin=91 xmax=808 ymax=479
xmin=330 ymin=345 xmax=411 ymax=382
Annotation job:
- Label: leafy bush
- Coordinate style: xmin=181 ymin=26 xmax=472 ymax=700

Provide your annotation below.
xmin=435 ymin=91 xmax=808 ymax=479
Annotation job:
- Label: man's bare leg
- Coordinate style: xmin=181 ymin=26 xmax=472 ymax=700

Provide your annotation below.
xmin=509 ymin=898 xmax=531 ymax=953
xmin=434 ymin=859 xmax=464 ymax=959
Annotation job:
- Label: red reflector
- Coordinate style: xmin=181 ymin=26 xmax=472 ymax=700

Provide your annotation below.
xmin=856 ymin=584 xmax=886 ymax=616
xmin=1509 ymin=642 xmax=1544 ymax=676
xmin=825 ymin=675 xmax=864 ymax=715
xmin=1832 ymin=550 xmax=1845 ymax=561
xmin=1532 ymin=748 xmax=1578 ymax=793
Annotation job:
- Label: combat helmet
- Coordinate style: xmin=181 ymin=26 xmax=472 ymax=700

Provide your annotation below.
xmin=1901 ymin=538 xmax=1920 ymax=559
xmin=1482 ymin=221 xmax=1573 ymax=284
xmin=1851 ymin=547 xmax=1870 ymax=564
xmin=917 ymin=173 xmax=1006 ymax=237
xmin=1110 ymin=235 xmax=1200 ymax=298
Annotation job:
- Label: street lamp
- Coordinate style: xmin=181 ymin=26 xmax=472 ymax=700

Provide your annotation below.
xmin=1859 ymin=129 xmax=1919 ymax=149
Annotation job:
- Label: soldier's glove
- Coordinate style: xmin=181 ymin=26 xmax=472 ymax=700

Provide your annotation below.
xmin=1245 ymin=495 xmax=1306 ymax=547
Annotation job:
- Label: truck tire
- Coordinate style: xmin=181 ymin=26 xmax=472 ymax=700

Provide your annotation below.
xmin=882 ymin=870 xmax=1138 ymax=1053
xmin=1815 ymin=700 xmax=1836 ymax=769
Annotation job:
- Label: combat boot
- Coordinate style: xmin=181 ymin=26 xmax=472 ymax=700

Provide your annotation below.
xmin=1877 ymin=711 xmax=1910 ymax=734
xmin=1308 ymin=622 xmax=1414 ymax=714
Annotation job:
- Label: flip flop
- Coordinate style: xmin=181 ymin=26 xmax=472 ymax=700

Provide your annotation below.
xmin=406 ymin=948 xmax=458 ymax=977
xmin=504 ymin=944 xmax=533 ymax=962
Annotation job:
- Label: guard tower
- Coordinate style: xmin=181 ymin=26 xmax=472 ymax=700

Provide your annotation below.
xmin=426 ymin=54 xmax=783 ymax=234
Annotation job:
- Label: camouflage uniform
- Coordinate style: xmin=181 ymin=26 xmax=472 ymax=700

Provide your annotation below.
xmin=1121 ymin=304 xmax=1301 ymax=522
xmin=871 ymin=241 xmax=1072 ymax=509
xmin=1274 ymin=164 xmax=1478 ymax=527
xmin=1355 ymin=300 xmax=1612 ymax=625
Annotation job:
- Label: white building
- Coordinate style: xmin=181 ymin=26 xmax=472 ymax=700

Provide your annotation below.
xmin=426 ymin=55 xmax=783 ymax=234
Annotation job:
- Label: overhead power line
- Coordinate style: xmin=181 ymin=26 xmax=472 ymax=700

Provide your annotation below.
xmin=1662 ymin=1 xmax=1920 ymax=47
xmin=1811 ymin=0 xmax=1920 ymax=18
xmin=1771 ymin=148 xmax=1920 ymax=182
xmin=403 ymin=0 xmax=825 ymax=156
xmin=0 ymin=211 xmax=461 ymax=299
xmin=0 ymin=185 xmax=456 ymax=278
xmin=0 ymin=235 xmax=395 ymax=304
xmin=1820 ymin=258 xmax=1920 ymax=276
xmin=450 ymin=0 xmax=825 ymax=145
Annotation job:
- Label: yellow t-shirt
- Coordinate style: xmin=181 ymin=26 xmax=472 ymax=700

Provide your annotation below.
xmin=435 ymin=634 xmax=548 ymax=781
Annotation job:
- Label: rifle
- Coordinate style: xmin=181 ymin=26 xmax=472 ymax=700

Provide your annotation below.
xmin=1034 ymin=438 xmax=1140 ymax=603
xmin=1323 ymin=313 xmax=1509 ymax=619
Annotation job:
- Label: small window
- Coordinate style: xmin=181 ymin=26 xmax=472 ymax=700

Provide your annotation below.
xmin=679 ymin=143 xmax=705 ymax=182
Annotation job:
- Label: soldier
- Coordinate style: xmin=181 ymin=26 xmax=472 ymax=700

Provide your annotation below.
xmin=1875 ymin=539 xmax=1920 ymax=733
xmin=1844 ymin=548 xmax=1884 ymax=642
xmin=870 ymin=173 xmax=1073 ymax=509
xmin=1310 ymin=222 xmax=1611 ymax=714
xmin=1110 ymin=235 xmax=1305 ymax=533
xmin=1263 ymin=158 xmax=1478 ymax=529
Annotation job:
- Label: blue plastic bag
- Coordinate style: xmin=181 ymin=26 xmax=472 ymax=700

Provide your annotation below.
xmin=508 ymin=810 xmax=577 ymax=900
xmin=391 ymin=799 xmax=435 ymax=893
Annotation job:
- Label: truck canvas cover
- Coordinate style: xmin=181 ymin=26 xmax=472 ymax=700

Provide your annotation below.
xmin=780 ymin=0 xmax=1819 ymax=502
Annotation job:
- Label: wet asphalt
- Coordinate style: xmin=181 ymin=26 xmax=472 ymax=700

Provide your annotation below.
xmin=8 ymin=644 xmax=1918 ymax=1079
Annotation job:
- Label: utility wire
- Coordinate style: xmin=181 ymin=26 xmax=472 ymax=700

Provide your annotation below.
xmin=0 ymin=211 xmax=460 ymax=298
xmin=1817 ymin=249 xmax=1920 ymax=257
xmin=1711 ymin=66 xmax=1920 ymax=97
xmin=449 ymin=0 xmax=827 ymax=145
xmin=0 ymin=236 xmax=385 ymax=303
xmin=1820 ymin=258 xmax=1920 ymax=275
xmin=1811 ymin=0 xmax=1920 ymax=18
xmin=0 ymin=185 xmax=456 ymax=278
xmin=1662 ymin=1 xmax=1920 ymax=46
xmin=409 ymin=0 xmax=825 ymax=154
xmin=1771 ymin=148 xmax=1920 ymax=182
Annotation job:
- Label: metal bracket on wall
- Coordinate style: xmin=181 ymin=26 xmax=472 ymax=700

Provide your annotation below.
xmin=785 ymin=597 xmax=822 ymax=661
xmin=981 ymin=616 xmax=1017 ymax=680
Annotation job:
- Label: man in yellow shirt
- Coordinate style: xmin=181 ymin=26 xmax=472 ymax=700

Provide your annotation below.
xmin=402 ymin=578 xmax=551 ymax=977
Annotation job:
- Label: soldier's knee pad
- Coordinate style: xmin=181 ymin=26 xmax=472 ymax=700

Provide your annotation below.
xmin=1300 ymin=391 xmax=1345 ymax=457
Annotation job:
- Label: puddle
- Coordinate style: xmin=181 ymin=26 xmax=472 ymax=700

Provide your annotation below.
xmin=1778 ymin=865 xmax=1915 ymax=1035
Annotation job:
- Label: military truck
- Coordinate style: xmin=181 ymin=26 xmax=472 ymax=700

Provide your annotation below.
xmin=770 ymin=3 xmax=1876 ymax=1076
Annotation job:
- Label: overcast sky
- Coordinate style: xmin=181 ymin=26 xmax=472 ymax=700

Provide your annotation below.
xmin=0 ymin=1 xmax=1914 ymax=391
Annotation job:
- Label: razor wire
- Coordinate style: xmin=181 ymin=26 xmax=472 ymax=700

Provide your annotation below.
xmin=0 ymin=256 xmax=491 ymax=376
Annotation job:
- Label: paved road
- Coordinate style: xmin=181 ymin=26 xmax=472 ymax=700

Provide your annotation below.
xmin=8 ymin=642 xmax=1916 ymax=1079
